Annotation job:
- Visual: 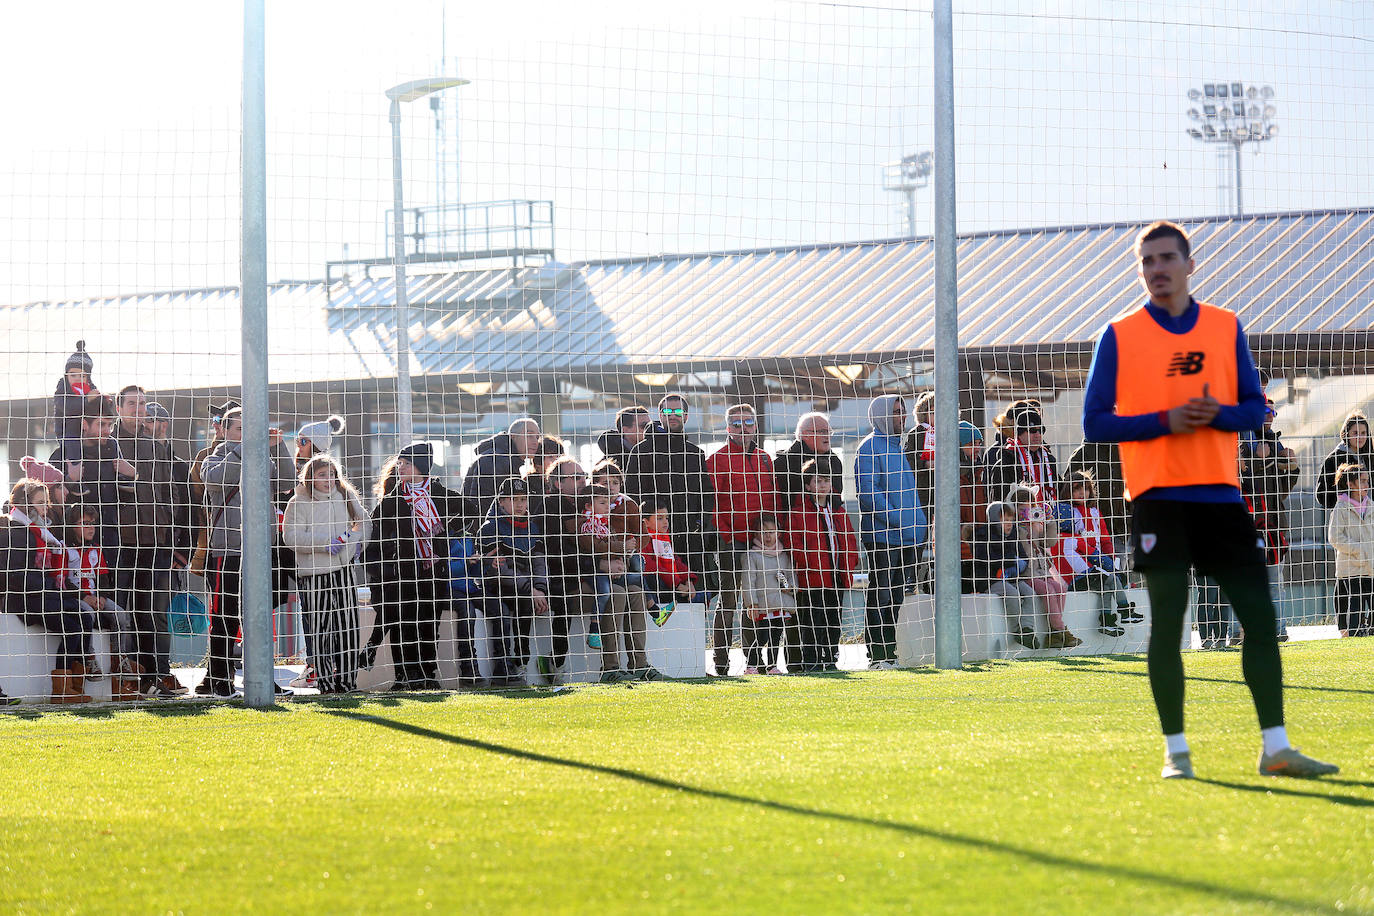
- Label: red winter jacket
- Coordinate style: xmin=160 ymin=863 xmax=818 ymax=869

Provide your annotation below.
xmin=785 ymin=495 xmax=859 ymax=590
xmin=706 ymin=440 xmax=776 ymax=545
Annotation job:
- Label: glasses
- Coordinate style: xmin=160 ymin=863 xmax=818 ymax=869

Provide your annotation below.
xmin=661 ymin=407 xmax=687 ymax=416
xmin=728 ymin=418 xmax=757 ymax=428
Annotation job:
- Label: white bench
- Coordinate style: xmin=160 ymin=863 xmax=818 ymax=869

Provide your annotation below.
xmin=896 ymin=587 xmax=1190 ymax=666
xmin=354 ymin=600 xmax=707 ymax=690
xmin=0 ymin=614 xmax=115 ymax=703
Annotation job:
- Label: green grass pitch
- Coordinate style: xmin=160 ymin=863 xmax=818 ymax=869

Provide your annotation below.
xmin=2 ymin=640 xmax=1370 ymax=914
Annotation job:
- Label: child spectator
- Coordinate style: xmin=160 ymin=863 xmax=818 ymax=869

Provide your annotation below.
xmin=445 ymin=519 xmax=485 ymax=687
xmin=590 ymin=460 xmax=666 ymax=625
xmin=52 ymin=341 xmax=98 ymax=476
xmin=742 ymin=512 xmax=799 ymax=674
xmin=974 ymin=501 xmax=1041 ymax=649
xmin=1006 ymin=484 xmax=1076 ymax=645
xmin=576 ymin=484 xmax=657 ymax=682
xmin=785 ymin=460 xmax=859 ymax=672
xmin=477 ymin=477 xmax=550 ymax=687
xmin=639 ymin=496 xmax=707 ymax=619
xmin=282 ymin=455 xmax=371 ymax=694
xmin=64 ymin=503 xmax=140 ymax=700
xmin=1053 ymin=470 xmax=1139 ymax=639
xmin=1327 ymin=463 xmax=1374 ymax=638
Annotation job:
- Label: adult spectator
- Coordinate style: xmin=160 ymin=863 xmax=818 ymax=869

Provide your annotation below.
xmin=360 ymin=442 xmax=467 ymax=691
xmin=146 ymin=402 xmax=196 ymax=571
xmin=1240 ymin=400 xmax=1298 ymax=641
xmin=986 ymin=402 xmax=1059 ymax=507
xmin=597 ymin=406 xmax=651 ymax=471
xmin=295 ymin=415 xmax=345 ymax=469
xmin=982 ymin=398 xmax=1042 ymax=467
xmin=463 ymin=418 xmax=540 ymax=517
xmin=199 ymin=407 xmax=296 ymax=697
xmin=903 ymin=390 xmax=937 ymax=519
xmin=1064 ymin=439 xmax=1128 ymax=550
xmin=1316 ymin=411 xmax=1374 ymax=511
xmin=529 ymin=457 xmax=601 ymax=683
xmin=188 ymin=400 xmax=239 ymax=576
xmin=48 ymin=394 xmax=131 ymax=553
xmin=774 ymin=412 xmax=844 ymax=515
xmin=855 ymin=395 xmax=927 ymax=669
xmin=624 ymin=394 xmax=718 ymax=594
xmin=705 ymin=403 xmax=775 ymax=678
xmin=113 ymin=384 xmax=186 ymax=698
xmin=1 ymin=479 xmax=91 ymax=704
xmin=957 ymin=421 xmax=989 ymax=593
xmin=523 ymin=435 xmax=567 ymax=508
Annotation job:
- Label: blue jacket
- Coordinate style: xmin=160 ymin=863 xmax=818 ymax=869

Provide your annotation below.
xmin=447 ymin=535 xmax=484 ymax=596
xmin=855 ymin=395 xmax=928 ymax=547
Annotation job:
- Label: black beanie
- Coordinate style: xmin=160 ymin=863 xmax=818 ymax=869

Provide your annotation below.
xmin=398 ymin=441 xmax=434 ymax=477
xmin=65 ymin=340 xmax=93 ymax=374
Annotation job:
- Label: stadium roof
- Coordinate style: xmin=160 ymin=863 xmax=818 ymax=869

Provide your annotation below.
xmin=4 ymin=206 xmax=1373 ymax=403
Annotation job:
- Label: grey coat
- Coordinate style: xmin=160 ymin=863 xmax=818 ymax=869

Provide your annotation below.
xmin=200 ymin=440 xmax=296 ymax=556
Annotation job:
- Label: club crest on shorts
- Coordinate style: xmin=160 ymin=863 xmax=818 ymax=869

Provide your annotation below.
xmin=1141 ymin=533 xmax=1157 ymax=553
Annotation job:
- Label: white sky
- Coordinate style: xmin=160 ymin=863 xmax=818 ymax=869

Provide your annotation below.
xmin=1 ymin=0 xmax=1371 ymax=303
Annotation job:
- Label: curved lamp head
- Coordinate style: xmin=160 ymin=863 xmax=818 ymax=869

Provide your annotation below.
xmin=386 ymin=77 xmax=470 ymax=103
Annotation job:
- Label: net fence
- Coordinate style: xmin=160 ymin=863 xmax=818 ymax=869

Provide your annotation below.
xmin=1 ymin=0 xmax=1372 ymax=702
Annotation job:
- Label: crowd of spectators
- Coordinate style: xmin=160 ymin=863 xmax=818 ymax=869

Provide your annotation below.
xmin=1 ymin=340 xmax=1368 ymax=704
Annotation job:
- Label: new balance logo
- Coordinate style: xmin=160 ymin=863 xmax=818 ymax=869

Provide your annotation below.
xmin=1166 ymin=351 xmax=1206 ymax=376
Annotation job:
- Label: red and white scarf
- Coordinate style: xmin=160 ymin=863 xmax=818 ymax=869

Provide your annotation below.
xmin=402 ymin=479 xmax=440 ymax=566
xmin=1007 ymin=438 xmax=1056 ymax=507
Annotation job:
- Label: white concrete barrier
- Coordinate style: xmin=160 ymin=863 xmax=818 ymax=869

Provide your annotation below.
xmin=0 ymin=614 xmax=114 ymax=702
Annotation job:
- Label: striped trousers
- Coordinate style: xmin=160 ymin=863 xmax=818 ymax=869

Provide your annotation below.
xmin=296 ymin=565 xmax=361 ymax=693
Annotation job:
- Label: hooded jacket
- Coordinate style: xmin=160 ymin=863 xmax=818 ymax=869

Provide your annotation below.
xmin=855 ymin=395 xmax=926 ymax=547
xmin=462 ymin=432 xmax=525 ymax=518
xmin=1317 ymin=413 xmax=1374 ymax=510
xmin=624 ymin=422 xmax=714 ymax=535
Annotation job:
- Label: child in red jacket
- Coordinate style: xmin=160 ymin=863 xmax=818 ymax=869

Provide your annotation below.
xmin=786 ymin=460 xmax=859 ymax=672
xmin=639 ymin=496 xmax=707 ymax=624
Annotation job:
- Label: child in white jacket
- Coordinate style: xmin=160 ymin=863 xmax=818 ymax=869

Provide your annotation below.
xmin=742 ymin=513 xmax=800 ymax=674
xmin=1327 ymin=462 xmax=1374 ymax=637
xmin=283 ymin=455 xmax=371 ymax=692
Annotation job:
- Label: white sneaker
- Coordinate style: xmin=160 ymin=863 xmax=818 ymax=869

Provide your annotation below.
xmin=289 ymin=666 xmax=317 ymax=689
xmin=1162 ymin=751 xmax=1195 ymax=780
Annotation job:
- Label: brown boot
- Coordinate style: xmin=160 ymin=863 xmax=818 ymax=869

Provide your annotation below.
xmin=50 ymin=669 xmax=92 ymax=705
xmin=110 ymin=658 xmax=143 ymax=702
xmin=69 ymin=659 xmax=87 ymax=679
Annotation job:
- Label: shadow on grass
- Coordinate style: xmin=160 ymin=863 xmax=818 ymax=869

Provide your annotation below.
xmin=326 ymin=709 xmax=1347 ymax=914
xmin=1196 ymin=778 xmax=1374 ymax=807
xmin=1054 ymin=660 xmax=1374 ymax=697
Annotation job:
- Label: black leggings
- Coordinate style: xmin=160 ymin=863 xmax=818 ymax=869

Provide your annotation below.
xmin=1143 ymin=565 xmax=1284 ymax=735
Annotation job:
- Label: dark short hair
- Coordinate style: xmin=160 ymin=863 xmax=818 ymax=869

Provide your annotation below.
xmin=81 ymin=394 xmax=116 ymax=421
xmin=659 ymin=393 xmax=690 ymax=411
xmin=534 ymin=435 xmax=565 ymax=461
xmin=590 ymin=458 xmax=624 ymax=482
xmin=639 ymin=496 xmax=666 ymax=516
xmin=755 ymin=512 xmax=779 ymax=533
xmin=615 ymin=405 xmax=650 ymax=430
xmin=1136 ymin=220 xmax=1191 ymax=259
xmin=116 ymin=384 xmax=146 ymax=405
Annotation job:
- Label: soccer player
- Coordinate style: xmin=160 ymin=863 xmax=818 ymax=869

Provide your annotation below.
xmin=1083 ymin=220 xmax=1338 ymax=781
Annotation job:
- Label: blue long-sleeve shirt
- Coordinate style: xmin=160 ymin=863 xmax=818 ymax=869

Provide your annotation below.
xmin=1082 ymin=298 xmax=1265 ymax=503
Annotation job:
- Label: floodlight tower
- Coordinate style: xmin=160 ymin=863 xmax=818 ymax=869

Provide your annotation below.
xmin=883 ymin=151 xmax=934 ymax=237
xmin=1185 ymin=82 xmax=1278 ymax=217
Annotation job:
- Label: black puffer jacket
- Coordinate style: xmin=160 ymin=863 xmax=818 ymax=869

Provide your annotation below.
xmin=624 ymin=422 xmax=714 ymax=535
xmin=461 ymin=433 xmax=524 ymax=517
xmin=773 ymin=439 xmax=844 ymax=515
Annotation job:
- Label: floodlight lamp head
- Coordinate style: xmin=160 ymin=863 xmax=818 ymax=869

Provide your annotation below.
xmin=385 ymin=77 xmax=470 ymax=104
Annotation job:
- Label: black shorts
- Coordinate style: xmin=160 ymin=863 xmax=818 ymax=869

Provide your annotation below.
xmin=1129 ymin=499 xmax=1267 ymax=573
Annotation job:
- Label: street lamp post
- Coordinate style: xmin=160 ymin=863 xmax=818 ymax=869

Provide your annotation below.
xmin=1185 ymin=82 xmax=1277 ymax=217
xmin=882 ymin=151 xmax=934 ymax=237
xmin=386 ymin=76 xmax=469 ymax=446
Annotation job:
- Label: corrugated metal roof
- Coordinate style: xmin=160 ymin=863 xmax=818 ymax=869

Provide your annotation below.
xmin=3 ymin=207 xmax=1372 ymax=402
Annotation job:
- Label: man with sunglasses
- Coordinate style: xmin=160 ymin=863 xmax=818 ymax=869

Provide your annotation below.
xmin=624 ymin=394 xmax=719 ymax=608
xmin=705 ymin=404 xmax=776 ymax=677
